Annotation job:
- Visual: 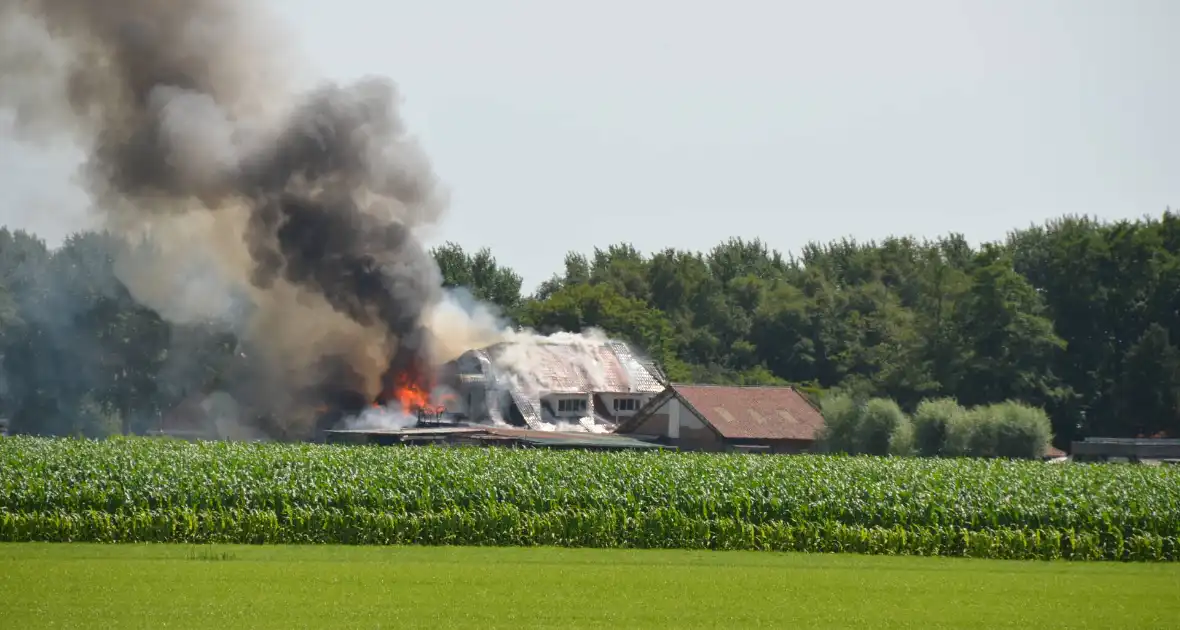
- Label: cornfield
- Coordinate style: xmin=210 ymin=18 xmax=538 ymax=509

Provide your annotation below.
xmin=2 ymin=436 xmax=1178 ymax=560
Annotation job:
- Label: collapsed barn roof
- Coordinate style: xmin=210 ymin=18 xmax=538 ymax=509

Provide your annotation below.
xmin=447 ymin=336 xmax=667 ymax=431
xmin=473 ymin=338 xmax=666 ymax=393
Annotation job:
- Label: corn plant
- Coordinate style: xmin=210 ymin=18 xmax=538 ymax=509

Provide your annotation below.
xmin=1 ymin=435 xmax=1177 ymax=560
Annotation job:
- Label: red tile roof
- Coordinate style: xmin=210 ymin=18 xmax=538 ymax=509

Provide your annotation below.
xmin=672 ymin=384 xmax=825 ymax=441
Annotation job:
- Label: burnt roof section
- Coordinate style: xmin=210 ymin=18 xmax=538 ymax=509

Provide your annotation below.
xmin=618 ymin=383 xmax=826 ymax=441
xmin=470 ymin=339 xmax=665 ymax=395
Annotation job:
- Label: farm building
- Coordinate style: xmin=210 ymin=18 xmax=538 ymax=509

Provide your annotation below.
xmin=436 ymin=336 xmax=667 ymax=433
xmin=1069 ymin=437 xmax=1180 ymax=464
xmin=614 ymin=383 xmax=826 ymax=453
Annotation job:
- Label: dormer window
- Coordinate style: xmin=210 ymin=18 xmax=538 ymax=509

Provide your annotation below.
xmin=557 ymin=399 xmax=587 ymax=413
xmin=613 ymin=398 xmax=638 ymax=412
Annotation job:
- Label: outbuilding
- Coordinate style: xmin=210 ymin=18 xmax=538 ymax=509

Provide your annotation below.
xmin=613 ymin=383 xmax=825 ymax=453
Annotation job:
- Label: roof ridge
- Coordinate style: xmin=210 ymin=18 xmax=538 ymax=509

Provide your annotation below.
xmin=671 ymin=382 xmax=797 ymax=391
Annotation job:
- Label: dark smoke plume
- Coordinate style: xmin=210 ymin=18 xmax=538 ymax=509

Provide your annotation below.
xmin=0 ymin=0 xmax=450 ymax=438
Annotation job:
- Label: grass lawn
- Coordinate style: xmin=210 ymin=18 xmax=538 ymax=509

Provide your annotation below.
xmin=1 ymin=544 xmax=1178 ymax=629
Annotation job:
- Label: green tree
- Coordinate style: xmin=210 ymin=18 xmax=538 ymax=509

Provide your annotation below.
xmin=518 ymin=282 xmax=687 ymax=380
xmin=431 ymin=242 xmax=524 ymax=313
xmin=1111 ymin=324 xmax=1180 ymax=437
xmin=953 ymin=245 xmax=1069 ymax=410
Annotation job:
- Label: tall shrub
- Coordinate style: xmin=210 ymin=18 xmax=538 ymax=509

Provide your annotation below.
xmin=991 ymin=400 xmax=1053 ymax=459
xmin=944 ymin=401 xmax=1052 ymax=459
xmin=817 ymin=393 xmax=860 ymax=454
xmin=911 ymin=398 xmax=964 ymax=456
xmin=818 ymin=394 xmax=913 ymax=456
xmin=945 ymin=406 xmax=992 ymax=457
xmin=858 ymin=398 xmax=912 ymax=456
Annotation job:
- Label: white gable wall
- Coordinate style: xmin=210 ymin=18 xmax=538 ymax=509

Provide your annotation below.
xmin=647 ymin=395 xmax=708 ymax=439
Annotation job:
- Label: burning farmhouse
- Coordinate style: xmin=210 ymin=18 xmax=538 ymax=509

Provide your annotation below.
xmin=322 ymin=331 xmax=671 ymax=447
xmin=438 ymin=334 xmax=668 ymax=432
xmin=0 ymin=1 xmax=669 ymax=451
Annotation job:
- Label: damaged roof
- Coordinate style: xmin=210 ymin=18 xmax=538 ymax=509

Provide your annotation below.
xmin=470 ymin=338 xmax=665 ymax=394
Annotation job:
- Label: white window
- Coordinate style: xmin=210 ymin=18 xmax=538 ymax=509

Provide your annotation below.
xmin=613 ymin=398 xmax=638 ymax=412
xmin=557 ymin=399 xmax=588 ymax=413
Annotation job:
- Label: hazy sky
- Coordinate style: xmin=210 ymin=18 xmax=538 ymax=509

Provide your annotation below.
xmin=1 ymin=0 xmax=1177 ymax=291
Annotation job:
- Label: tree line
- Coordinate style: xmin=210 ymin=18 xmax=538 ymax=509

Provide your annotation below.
xmin=2 ymin=212 xmax=1179 ymax=448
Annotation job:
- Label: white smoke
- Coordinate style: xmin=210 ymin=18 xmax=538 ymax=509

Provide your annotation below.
xmin=490 ymin=329 xmax=618 ymax=398
xmin=423 ymin=287 xmax=508 ymax=365
xmin=341 ymin=405 xmax=418 ymax=432
xmin=423 ymin=288 xmax=657 ymax=403
xmin=541 ymin=419 xmax=611 ymax=434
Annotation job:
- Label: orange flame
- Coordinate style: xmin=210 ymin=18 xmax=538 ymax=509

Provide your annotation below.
xmin=376 ymin=359 xmax=447 ymax=416
xmin=392 ymin=373 xmax=432 ymax=415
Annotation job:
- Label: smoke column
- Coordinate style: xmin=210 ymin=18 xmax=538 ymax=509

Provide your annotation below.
xmin=0 ymin=0 xmax=449 ymax=438
xmin=0 ymin=1 xmax=668 ymax=440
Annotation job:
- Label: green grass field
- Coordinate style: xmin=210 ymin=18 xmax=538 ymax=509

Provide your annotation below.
xmin=1 ymin=544 xmax=1177 ymax=629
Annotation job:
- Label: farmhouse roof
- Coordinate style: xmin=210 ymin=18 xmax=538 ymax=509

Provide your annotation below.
xmin=618 ymin=383 xmax=826 ymax=441
xmin=474 ymin=339 xmax=665 ymax=395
